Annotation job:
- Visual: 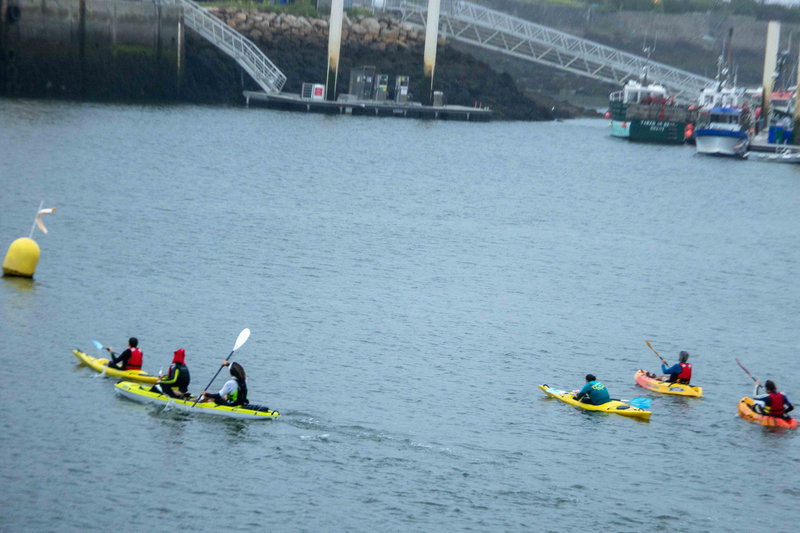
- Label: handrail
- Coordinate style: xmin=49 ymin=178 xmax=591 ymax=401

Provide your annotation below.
xmin=382 ymin=0 xmax=712 ymax=101
xmin=162 ymin=0 xmax=286 ymax=93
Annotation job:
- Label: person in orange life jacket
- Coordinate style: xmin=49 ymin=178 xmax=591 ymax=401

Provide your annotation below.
xmin=660 ymin=350 xmax=692 ymax=384
xmin=152 ymin=348 xmax=191 ymax=398
xmin=106 ymin=337 xmax=142 ymax=371
xmin=752 ymin=380 xmax=794 ymax=419
xmin=201 ymin=361 xmax=248 ymax=406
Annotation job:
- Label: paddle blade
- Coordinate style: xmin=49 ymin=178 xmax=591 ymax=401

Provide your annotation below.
xmin=233 ymin=328 xmax=250 ymax=351
xmin=629 ymin=398 xmax=652 ymax=409
xmin=92 ymin=339 xmax=103 ymax=350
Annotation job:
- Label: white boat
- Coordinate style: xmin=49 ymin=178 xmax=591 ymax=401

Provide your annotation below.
xmin=694 ymin=106 xmax=751 ymax=157
xmin=693 ymin=31 xmax=753 ymax=157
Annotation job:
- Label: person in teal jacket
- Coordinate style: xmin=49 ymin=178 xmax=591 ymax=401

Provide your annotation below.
xmin=575 ymin=374 xmax=611 ymax=405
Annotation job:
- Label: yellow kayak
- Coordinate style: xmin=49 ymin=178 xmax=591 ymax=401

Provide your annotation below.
xmin=539 ymin=384 xmax=651 ymax=421
xmin=634 ymin=369 xmax=703 ymax=397
xmin=73 ymin=349 xmax=158 ymax=384
xmin=114 ymin=381 xmax=280 ymax=420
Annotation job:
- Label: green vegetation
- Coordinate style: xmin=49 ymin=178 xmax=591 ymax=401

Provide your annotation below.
xmin=198 ymin=0 xmax=318 ymax=17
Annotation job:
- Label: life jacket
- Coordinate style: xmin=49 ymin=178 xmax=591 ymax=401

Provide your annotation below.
xmin=766 ymin=392 xmax=787 ymax=417
xmin=676 ymin=362 xmax=692 ymax=384
xmin=215 ymin=377 xmax=248 ymax=407
xmin=162 ymin=362 xmax=190 ymax=392
xmin=230 ymin=377 xmax=248 ymax=406
xmin=127 ymin=347 xmax=143 ymax=371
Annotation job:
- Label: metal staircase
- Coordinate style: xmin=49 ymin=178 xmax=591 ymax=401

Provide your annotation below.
xmin=383 ymin=0 xmax=713 ymax=101
xmin=163 ymin=0 xmax=286 ymax=94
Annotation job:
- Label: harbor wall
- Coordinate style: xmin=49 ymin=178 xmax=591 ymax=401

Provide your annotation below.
xmin=0 ymin=0 xmax=182 ymax=100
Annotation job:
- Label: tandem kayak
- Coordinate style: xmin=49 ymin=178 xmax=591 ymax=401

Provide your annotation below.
xmin=737 ymin=396 xmax=797 ymax=429
xmin=634 ymin=369 xmax=703 ymax=397
xmin=114 ymin=381 xmax=280 ymax=420
xmin=538 ymin=384 xmax=651 ymax=421
xmin=73 ymin=349 xmax=158 ymax=384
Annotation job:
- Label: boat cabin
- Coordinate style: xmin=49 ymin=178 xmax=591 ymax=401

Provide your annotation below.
xmin=698 ymin=85 xmax=744 ymax=109
xmin=610 ymin=81 xmax=670 ymax=105
xmin=697 ymin=106 xmax=748 ymax=131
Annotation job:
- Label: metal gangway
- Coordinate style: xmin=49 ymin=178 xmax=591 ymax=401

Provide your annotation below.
xmin=383 ymin=0 xmax=713 ymax=100
xmin=162 ymin=0 xmax=286 ymax=93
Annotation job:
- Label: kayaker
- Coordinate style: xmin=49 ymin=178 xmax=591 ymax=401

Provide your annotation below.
xmin=106 ymin=337 xmax=143 ymax=371
xmin=752 ymin=380 xmax=794 ymax=419
xmin=153 ymin=348 xmax=191 ymax=398
xmin=201 ymin=360 xmax=248 ymax=406
xmin=574 ymin=374 xmax=611 ymax=405
xmin=660 ymin=350 xmax=692 ymax=384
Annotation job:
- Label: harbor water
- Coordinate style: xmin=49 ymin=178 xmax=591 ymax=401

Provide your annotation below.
xmin=1 ymin=99 xmax=799 ymax=532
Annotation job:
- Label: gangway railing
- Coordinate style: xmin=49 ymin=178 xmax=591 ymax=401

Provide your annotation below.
xmin=162 ymin=0 xmax=286 ymax=93
xmin=383 ymin=0 xmax=713 ymax=100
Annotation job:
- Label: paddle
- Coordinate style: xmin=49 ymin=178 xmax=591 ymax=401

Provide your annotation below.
xmin=610 ymin=397 xmax=652 ymax=409
xmin=91 ymin=339 xmax=111 ymax=375
xmin=192 ymin=328 xmax=250 ymax=408
xmin=645 ymin=340 xmax=668 ymax=366
xmin=736 ymin=358 xmax=759 ymax=385
xmin=627 ymin=398 xmax=652 ymax=409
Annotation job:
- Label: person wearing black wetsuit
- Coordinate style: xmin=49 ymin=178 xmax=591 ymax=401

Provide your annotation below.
xmin=154 ymin=348 xmax=191 ymax=398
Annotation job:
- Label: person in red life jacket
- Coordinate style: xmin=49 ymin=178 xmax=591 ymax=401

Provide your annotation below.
xmin=152 ymin=348 xmax=191 ymax=398
xmin=660 ymin=350 xmax=692 ymax=384
xmin=106 ymin=337 xmax=143 ymax=371
xmin=752 ymin=380 xmax=794 ymax=419
xmin=200 ymin=360 xmax=248 ymax=407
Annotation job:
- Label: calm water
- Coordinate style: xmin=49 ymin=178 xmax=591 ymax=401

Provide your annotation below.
xmin=1 ymin=99 xmax=799 ymax=532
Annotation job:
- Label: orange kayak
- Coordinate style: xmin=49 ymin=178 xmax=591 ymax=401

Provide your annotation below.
xmin=634 ymin=369 xmax=703 ymax=397
xmin=737 ymin=397 xmax=798 ymax=429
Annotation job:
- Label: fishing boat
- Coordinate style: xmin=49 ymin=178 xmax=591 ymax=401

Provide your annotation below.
xmin=609 ymin=80 xmax=692 ymax=144
xmin=694 ymin=32 xmax=752 ymax=157
xmin=694 ymin=106 xmax=751 ymax=157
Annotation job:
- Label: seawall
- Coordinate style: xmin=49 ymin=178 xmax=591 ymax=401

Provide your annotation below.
xmin=1 ymin=0 xmax=182 ymax=100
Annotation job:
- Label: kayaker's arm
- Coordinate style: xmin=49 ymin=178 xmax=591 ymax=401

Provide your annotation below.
xmin=784 ymin=397 xmax=794 ymax=414
xmin=574 ymin=383 xmax=590 ymax=402
xmin=753 ymin=382 xmax=763 ymax=397
xmin=160 ymin=367 xmax=179 ymax=386
xmin=661 ymin=362 xmax=681 ymax=375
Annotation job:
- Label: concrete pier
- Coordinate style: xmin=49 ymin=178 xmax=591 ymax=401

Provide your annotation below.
xmin=1 ymin=0 xmax=182 ymax=99
xmin=243 ymin=90 xmax=493 ymax=121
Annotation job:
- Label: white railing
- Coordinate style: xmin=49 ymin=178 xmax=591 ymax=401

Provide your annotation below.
xmin=383 ymin=0 xmax=713 ymax=100
xmin=164 ymin=0 xmax=286 ymax=93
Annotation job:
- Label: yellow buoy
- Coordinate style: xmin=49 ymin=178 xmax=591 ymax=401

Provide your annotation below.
xmin=3 ymin=237 xmax=41 ymax=278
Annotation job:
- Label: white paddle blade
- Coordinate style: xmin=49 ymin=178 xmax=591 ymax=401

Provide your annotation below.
xmin=233 ymin=328 xmax=250 ymax=351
